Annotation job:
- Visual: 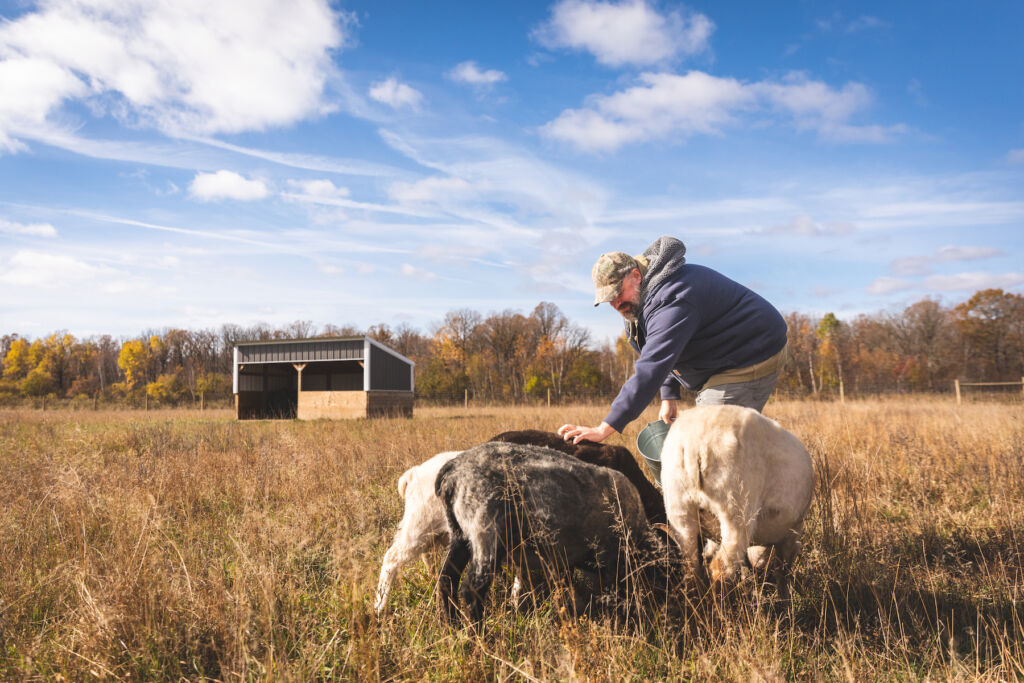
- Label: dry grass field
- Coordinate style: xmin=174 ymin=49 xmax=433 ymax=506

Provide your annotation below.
xmin=1 ymin=398 xmax=1022 ymax=681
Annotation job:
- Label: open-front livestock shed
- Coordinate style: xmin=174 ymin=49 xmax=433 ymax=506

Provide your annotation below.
xmin=233 ymin=337 xmax=414 ymax=420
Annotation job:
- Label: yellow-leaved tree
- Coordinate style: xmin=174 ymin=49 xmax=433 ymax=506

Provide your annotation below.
xmin=2 ymin=338 xmax=32 ymax=380
xmin=118 ymin=339 xmax=150 ymax=388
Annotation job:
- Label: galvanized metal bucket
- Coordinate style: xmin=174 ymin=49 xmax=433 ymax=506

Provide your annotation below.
xmin=636 ymin=420 xmax=672 ymax=487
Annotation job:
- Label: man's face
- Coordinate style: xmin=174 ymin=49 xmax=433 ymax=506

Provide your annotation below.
xmin=609 ymin=268 xmax=642 ymax=321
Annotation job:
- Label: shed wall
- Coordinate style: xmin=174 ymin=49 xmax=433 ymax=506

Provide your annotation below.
xmin=369 ymin=344 xmax=413 ymax=391
xmin=297 ymin=390 xmax=413 ymax=419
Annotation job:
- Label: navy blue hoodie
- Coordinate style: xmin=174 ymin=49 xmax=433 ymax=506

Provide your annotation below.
xmin=604 ymin=262 xmax=787 ymax=432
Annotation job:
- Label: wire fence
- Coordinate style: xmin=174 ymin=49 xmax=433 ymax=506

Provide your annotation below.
xmin=4 ymin=377 xmax=1023 ymax=412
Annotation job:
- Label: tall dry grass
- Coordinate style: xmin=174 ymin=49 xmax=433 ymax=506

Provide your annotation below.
xmin=1 ymin=398 xmax=1022 ymax=680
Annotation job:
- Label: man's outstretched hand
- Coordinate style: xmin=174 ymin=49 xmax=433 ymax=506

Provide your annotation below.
xmin=556 ymin=422 xmax=615 ymax=444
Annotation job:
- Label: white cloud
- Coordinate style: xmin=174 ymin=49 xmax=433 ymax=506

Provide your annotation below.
xmin=533 ymin=0 xmax=713 ymax=67
xmin=0 ymin=57 xmax=87 ymax=151
xmin=846 ymin=15 xmax=890 ymax=32
xmin=0 ymin=0 xmax=351 ymax=147
xmin=286 ymin=178 xmax=350 ymax=198
xmin=1008 ymin=149 xmax=1024 ymax=165
xmin=0 ymin=218 xmax=58 ymax=237
xmin=188 ymin=170 xmax=270 ymax=201
xmin=866 ymin=276 xmax=913 ymax=295
xmin=814 ymin=122 xmax=907 ymax=144
xmin=816 ymin=13 xmax=890 ymax=34
xmin=907 ymin=78 xmax=928 ymax=107
xmin=388 ymin=176 xmax=474 ymax=203
xmin=399 ymin=263 xmax=438 ymax=281
xmin=448 ymin=61 xmax=507 ymax=87
xmin=543 ymin=70 xmax=906 ymax=152
xmin=757 ymin=74 xmax=870 ymax=126
xmin=768 ymin=214 xmax=853 ymax=236
xmin=925 ymin=272 xmax=1024 ymax=292
xmin=889 ymin=256 xmax=931 ymax=277
xmin=890 ymin=245 xmax=1004 ymax=276
xmin=368 ymin=77 xmax=424 ymax=110
xmin=543 ymin=71 xmax=752 ymax=152
xmin=935 ymin=245 xmax=1004 ymax=261
xmin=0 ymin=249 xmax=116 ymax=287
xmin=812 ymin=285 xmax=841 ymax=298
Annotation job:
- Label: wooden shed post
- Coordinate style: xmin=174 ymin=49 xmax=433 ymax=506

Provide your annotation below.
xmin=293 ymin=364 xmax=307 ymax=392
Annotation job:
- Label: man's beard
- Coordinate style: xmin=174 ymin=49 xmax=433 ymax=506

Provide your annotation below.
xmin=618 ymin=302 xmax=638 ymax=322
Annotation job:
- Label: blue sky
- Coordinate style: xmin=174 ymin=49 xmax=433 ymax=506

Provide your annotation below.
xmin=1 ymin=0 xmax=1022 ymax=346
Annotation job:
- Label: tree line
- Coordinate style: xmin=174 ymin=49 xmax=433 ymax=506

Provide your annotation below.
xmin=2 ymin=289 xmax=1022 ymax=407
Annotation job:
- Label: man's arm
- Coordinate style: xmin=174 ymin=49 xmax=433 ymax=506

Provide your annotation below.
xmin=560 ymin=300 xmax=699 ymax=444
xmin=557 ymin=421 xmax=615 ymax=444
xmin=601 ymin=300 xmax=700 ymax=432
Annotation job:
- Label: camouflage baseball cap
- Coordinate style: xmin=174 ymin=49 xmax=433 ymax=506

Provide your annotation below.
xmin=592 ymin=251 xmax=638 ymax=306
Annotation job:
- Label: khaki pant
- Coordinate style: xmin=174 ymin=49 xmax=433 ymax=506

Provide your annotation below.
xmin=695 ymin=345 xmax=788 ymax=412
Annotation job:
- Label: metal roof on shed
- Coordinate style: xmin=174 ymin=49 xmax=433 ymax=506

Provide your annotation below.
xmin=233 ymin=336 xmax=414 ymax=367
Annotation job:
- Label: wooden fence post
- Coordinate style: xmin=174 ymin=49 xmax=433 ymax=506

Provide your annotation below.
xmin=547 ymin=387 xmax=551 ymax=408
xmin=954 ymin=379 xmax=961 ymax=406
xmin=464 ymin=389 xmax=468 ymax=409
xmin=839 ymin=379 xmax=845 ymax=403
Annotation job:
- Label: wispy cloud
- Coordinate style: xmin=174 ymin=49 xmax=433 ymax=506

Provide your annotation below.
xmin=25 ymin=205 xmax=408 ymax=258
xmin=595 ymin=197 xmax=794 ymax=225
xmin=846 ymin=15 xmax=890 ymax=32
xmin=533 ymin=0 xmax=714 ymax=67
xmin=0 ymin=249 xmax=118 ymax=288
xmin=907 ymin=78 xmax=928 ymax=107
xmin=399 ymin=263 xmax=438 ymax=281
xmin=924 ymin=271 xmax=1024 ymax=292
xmin=279 ymin=191 xmax=441 ymax=219
xmin=857 ymin=199 xmax=1024 ymax=229
xmin=766 ymin=214 xmax=854 ymax=236
xmin=285 ymin=179 xmax=350 ymax=199
xmin=890 ymin=245 xmax=1004 ymax=276
xmin=866 ymin=276 xmax=913 ymax=295
xmin=186 ymin=136 xmax=407 ymax=178
xmin=188 ymin=170 xmax=270 ymax=202
xmin=0 ymin=218 xmax=57 ymax=237
xmin=388 ymin=176 xmax=473 ymax=203
xmin=817 ymin=12 xmax=891 ymax=34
